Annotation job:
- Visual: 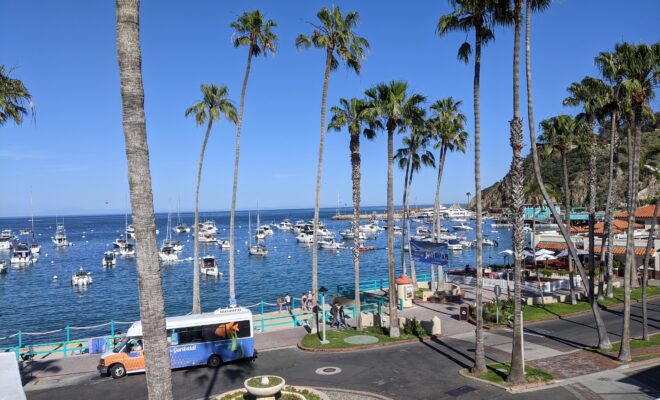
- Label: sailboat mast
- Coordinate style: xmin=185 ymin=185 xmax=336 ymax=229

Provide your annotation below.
xmin=248 ymin=210 xmax=252 ymax=248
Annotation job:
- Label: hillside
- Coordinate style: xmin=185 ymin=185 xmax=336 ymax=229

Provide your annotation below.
xmin=474 ymin=113 xmax=660 ymax=210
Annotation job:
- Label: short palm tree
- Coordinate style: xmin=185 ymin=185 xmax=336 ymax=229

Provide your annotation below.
xmin=438 ymin=0 xmax=512 ymax=373
xmin=0 ymin=65 xmax=33 ymax=126
xmin=524 ymin=0 xmax=611 ymax=351
xmin=296 ymin=6 xmax=369 ymax=304
xmin=228 ymin=10 xmax=278 ymax=306
xmin=612 ymin=41 xmax=659 ymax=362
xmin=115 ymin=0 xmax=173 ymax=397
xmin=563 ymin=76 xmax=610 ymax=304
xmin=539 ymin=114 xmax=578 ymax=304
xmin=395 ymin=120 xmax=435 ymax=285
xmin=185 ymin=84 xmax=237 ymax=314
xmin=328 ymin=97 xmax=375 ymax=330
xmin=363 ymin=80 xmax=425 ymax=338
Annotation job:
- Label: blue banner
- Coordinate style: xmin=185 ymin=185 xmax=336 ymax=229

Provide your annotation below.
xmin=411 ymin=240 xmax=448 ymax=265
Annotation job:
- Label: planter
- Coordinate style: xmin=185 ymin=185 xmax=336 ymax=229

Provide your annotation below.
xmin=244 ymin=376 xmax=285 ymax=399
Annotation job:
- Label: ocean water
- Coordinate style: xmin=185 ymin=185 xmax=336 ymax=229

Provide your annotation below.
xmin=0 ymin=207 xmax=512 ymax=346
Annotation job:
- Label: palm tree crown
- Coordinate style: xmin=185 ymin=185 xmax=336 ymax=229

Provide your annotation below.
xmin=328 ymin=97 xmax=375 ymax=138
xmin=363 ymin=81 xmax=426 ymax=131
xmin=185 ymin=84 xmax=238 ymax=125
xmin=429 ymin=97 xmax=468 ymax=154
xmin=395 ymin=128 xmax=436 ymax=174
xmin=231 ymin=10 xmax=278 ymax=57
xmin=538 ymin=115 xmax=577 ymax=156
xmin=295 ymin=6 xmax=370 ymax=73
xmin=0 ymin=66 xmax=33 ymax=126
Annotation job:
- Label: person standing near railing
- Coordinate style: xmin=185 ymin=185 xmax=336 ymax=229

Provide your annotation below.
xmin=276 ymin=297 xmax=283 ymax=314
xmin=284 ymin=293 xmax=291 ymax=314
xmin=301 ymin=293 xmax=308 ymax=312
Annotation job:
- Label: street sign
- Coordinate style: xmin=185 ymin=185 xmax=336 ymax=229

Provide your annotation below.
xmin=494 ymin=284 xmax=501 ymax=298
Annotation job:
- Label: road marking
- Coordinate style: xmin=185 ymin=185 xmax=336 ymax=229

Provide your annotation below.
xmin=315 ymin=366 xmax=342 ymax=376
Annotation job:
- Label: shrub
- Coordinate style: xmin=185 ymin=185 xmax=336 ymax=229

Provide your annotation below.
xmin=403 ymin=317 xmax=427 ymax=337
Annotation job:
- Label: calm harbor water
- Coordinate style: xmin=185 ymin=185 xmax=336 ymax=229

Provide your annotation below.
xmin=0 ymin=207 xmax=512 ymax=346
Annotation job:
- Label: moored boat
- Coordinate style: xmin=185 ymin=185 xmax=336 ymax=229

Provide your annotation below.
xmin=71 ymin=267 xmax=93 ymax=286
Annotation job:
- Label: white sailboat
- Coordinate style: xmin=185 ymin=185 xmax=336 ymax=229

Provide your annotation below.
xmin=248 ymin=210 xmax=267 ymax=257
xmin=159 ymin=211 xmax=179 ymax=262
xmin=29 ymin=196 xmax=41 ymax=254
xmin=174 ymin=197 xmax=190 ymax=234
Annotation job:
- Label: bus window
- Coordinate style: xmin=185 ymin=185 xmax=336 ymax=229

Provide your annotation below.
xmin=202 ymin=320 xmax=251 ymax=341
xmin=178 ymin=327 xmax=204 ymax=344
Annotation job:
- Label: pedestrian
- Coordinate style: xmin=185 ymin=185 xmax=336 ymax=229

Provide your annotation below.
xmin=301 ymin=292 xmax=308 ymax=312
xmin=276 ymin=296 xmax=283 ymax=313
xmin=338 ymin=305 xmax=346 ymax=328
xmin=284 ymin=293 xmax=291 ymax=314
xmin=307 ymin=290 xmax=313 ymax=310
xmin=330 ymin=303 xmax=339 ymax=328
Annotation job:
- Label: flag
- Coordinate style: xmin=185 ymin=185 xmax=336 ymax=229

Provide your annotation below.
xmin=411 ymin=240 xmax=448 ymax=265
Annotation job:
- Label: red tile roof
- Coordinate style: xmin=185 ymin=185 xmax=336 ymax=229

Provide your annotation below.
xmin=593 ymin=220 xmax=644 ymax=235
xmin=594 ymin=245 xmax=655 ymax=257
xmin=536 ymin=242 xmax=569 ymax=250
xmin=614 ymin=204 xmax=659 ymax=220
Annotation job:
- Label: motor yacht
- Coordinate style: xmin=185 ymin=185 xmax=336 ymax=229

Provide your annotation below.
xmin=158 ymin=245 xmax=178 ymax=262
xmin=118 ymin=243 xmax=135 ymax=256
xmin=447 ymin=239 xmax=463 ymax=251
xmin=0 ymin=230 xmax=13 ymax=250
xmin=452 ymin=223 xmax=473 ymax=231
xmin=10 ymin=243 xmax=34 ymax=265
xmin=319 ymin=238 xmax=345 ymax=250
xmin=102 ymin=251 xmax=117 ymax=267
xmin=200 ymin=255 xmax=221 ymax=276
xmin=52 ymin=223 xmax=69 ymax=247
xmin=296 ymin=232 xmax=313 ymax=244
xmin=71 ymin=267 xmax=93 ymax=286
xmin=217 ymin=239 xmax=230 ymax=249
xmin=276 ymin=220 xmax=293 ymax=231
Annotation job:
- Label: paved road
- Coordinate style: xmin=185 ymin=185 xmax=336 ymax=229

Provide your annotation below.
xmin=26 ymin=339 xmax=575 ymax=400
xmin=26 ymin=298 xmax=660 ymax=400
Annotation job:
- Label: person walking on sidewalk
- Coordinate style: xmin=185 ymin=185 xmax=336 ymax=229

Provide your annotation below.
xmin=301 ymin=292 xmax=308 ymax=312
xmin=284 ymin=293 xmax=291 ymax=314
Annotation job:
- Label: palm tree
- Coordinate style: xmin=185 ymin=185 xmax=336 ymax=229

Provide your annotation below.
xmin=185 ymin=84 xmax=237 ymax=313
xmin=115 ymin=1 xmax=173 ymax=397
xmin=363 ymin=80 xmax=425 ymax=338
xmin=524 ymin=0 xmax=611 ymax=350
xmin=328 ymin=97 xmax=375 ymax=330
xmin=613 ymin=42 xmax=659 ymax=362
xmin=563 ymin=76 xmax=610 ymax=304
xmin=395 ymin=122 xmax=436 ymax=284
xmin=438 ymin=0 xmax=512 ymax=372
xmin=595 ymin=48 xmax=627 ymax=299
xmin=0 ymin=65 xmax=33 ymax=126
xmin=228 ymin=10 xmax=278 ymax=306
xmin=296 ymin=6 xmax=369 ymax=305
xmin=538 ymin=115 xmax=578 ymax=304
xmin=507 ymin=0 xmax=524 ymax=383
xmin=429 ymin=97 xmax=467 ymax=289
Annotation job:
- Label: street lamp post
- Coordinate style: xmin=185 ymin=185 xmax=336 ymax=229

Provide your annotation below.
xmin=319 ymin=286 xmax=329 ymax=345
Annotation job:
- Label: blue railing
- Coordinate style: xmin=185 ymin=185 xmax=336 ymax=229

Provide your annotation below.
xmin=337 ymin=273 xmax=432 ymax=297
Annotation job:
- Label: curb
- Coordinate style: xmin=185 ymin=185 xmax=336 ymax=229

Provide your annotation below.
xmin=457 ymin=368 xmax=553 ymax=393
xmin=297 ymin=335 xmax=433 ymax=353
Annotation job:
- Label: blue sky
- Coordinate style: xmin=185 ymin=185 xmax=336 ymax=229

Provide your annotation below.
xmin=1 ymin=0 xmax=658 ymax=217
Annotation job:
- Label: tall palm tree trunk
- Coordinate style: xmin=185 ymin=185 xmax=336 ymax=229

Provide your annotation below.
xmin=507 ymin=0 xmax=525 ymax=383
xmin=472 ymin=29 xmax=486 ymax=374
xmin=228 ymin=48 xmax=254 ymax=305
xmin=387 ymin=124 xmax=400 ymax=338
xmin=525 ymin=0 xmax=610 ymax=350
xmin=350 ymin=132 xmax=362 ymax=330
xmin=115 ymin=1 xmax=173 ymax=398
xmin=642 ymin=199 xmax=658 ymax=341
xmin=434 ymin=146 xmax=447 ymax=291
xmin=312 ymin=47 xmax=334 ymax=304
xmin=619 ymin=109 xmax=642 ymax=361
xmin=401 ymin=159 xmax=411 ymax=276
xmin=192 ymin=120 xmax=213 ymax=314
xmin=406 ymin=171 xmax=418 ymax=288
xmin=562 ymin=152 xmax=577 ymax=304
xmin=588 ymin=128 xmax=597 ymax=303
xmin=602 ymin=113 xmax=619 ymax=298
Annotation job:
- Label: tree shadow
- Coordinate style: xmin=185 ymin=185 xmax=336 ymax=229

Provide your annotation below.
xmin=420 ymin=337 xmax=472 ymax=370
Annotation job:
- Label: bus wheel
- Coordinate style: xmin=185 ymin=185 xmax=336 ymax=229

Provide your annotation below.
xmin=207 ymin=355 xmax=222 ymax=368
xmin=110 ymin=363 xmax=126 ymax=379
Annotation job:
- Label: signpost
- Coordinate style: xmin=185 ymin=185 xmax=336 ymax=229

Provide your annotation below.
xmin=494 ymin=284 xmax=501 ymax=325
xmin=319 ymin=286 xmax=329 ymax=345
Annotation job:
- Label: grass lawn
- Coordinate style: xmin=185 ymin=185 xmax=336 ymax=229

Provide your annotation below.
xmin=469 ymin=363 xmax=553 ymax=386
xmin=300 ymin=327 xmax=419 ymax=350
xmin=522 ymin=286 xmax=660 ymax=322
xmin=611 ymin=332 xmax=660 ymax=352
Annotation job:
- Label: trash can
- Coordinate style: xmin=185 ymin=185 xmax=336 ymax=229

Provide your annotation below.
xmin=459 ymin=304 xmax=469 ymax=321
xmin=395 ymin=275 xmax=414 ymax=309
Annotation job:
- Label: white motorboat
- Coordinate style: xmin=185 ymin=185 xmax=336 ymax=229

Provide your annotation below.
xmin=126 ymin=224 xmax=136 ymax=238
xmin=316 ymin=227 xmax=335 ymax=239
xmin=159 ymin=245 xmax=178 ymax=262
xmin=296 ymin=232 xmax=313 ymax=244
xmin=319 ymin=238 xmax=345 ymax=250
xmin=460 ymin=239 xmax=473 ymax=248
xmin=255 ymin=228 xmax=266 ymax=241
xmin=118 ymin=243 xmax=135 ymax=256
xmin=199 ymin=220 xmax=218 ymax=235
xmin=452 ymin=223 xmax=473 ymax=231
xmin=198 ymin=232 xmax=217 ymax=244
xmin=10 ymin=243 xmax=34 ymax=265
xmin=340 ymin=229 xmax=366 ymax=241
xmin=71 ymin=267 xmax=93 ymax=286
xmin=162 ymin=239 xmax=183 ymax=252
xmin=0 ymin=260 xmax=6 ymax=274
xmin=393 ymin=226 xmax=402 ymax=236
xmin=359 ymin=223 xmax=382 ymax=235
xmin=276 ymin=220 xmax=293 ymax=231
xmin=19 ymin=229 xmax=31 ymax=236
xmin=0 ymin=230 xmax=14 ymax=250
xmin=102 ymin=251 xmax=116 ymax=267
xmin=260 ymin=225 xmax=274 ymax=236
xmin=447 ymin=239 xmax=463 ymax=251
xmin=200 ymin=255 xmax=221 ymax=276
xmin=293 ymin=220 xmax=306 ymax=234
xmin=113 ymin=236 xmax=129 ymax=249
xmin=415 ymin=225 xmax=431 ymax=236
xmin=52 ymin=223 xmax=69 ymax=247
xmin=482 ymin=238 xmax=499 ymax=246
xmin=217 ymin=239 xmax=230 ymax=249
